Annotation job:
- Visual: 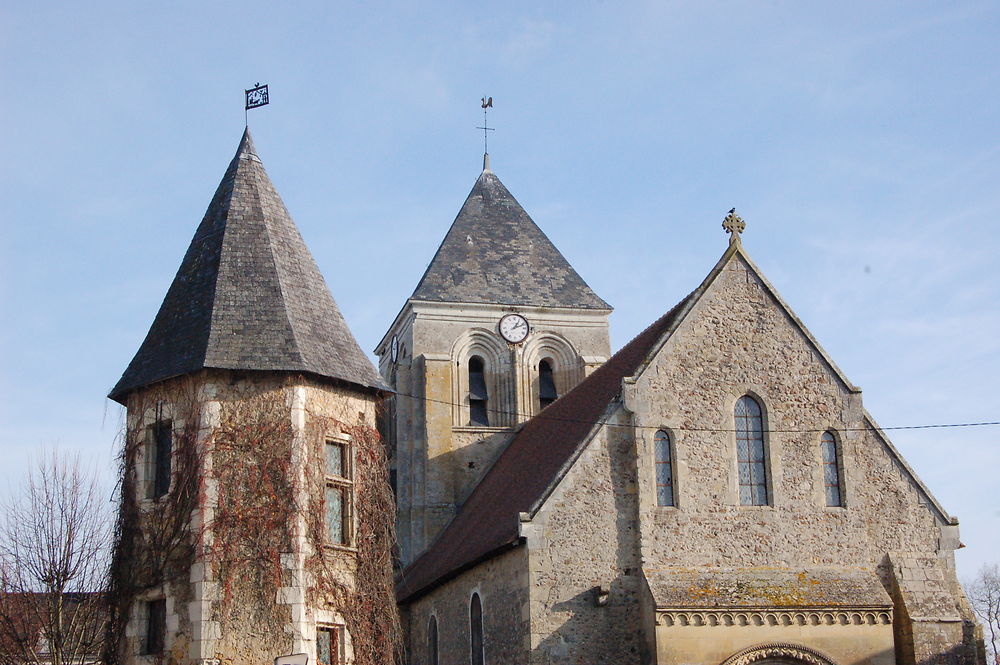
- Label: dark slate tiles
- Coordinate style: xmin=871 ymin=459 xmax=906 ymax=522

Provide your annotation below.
xmin=110 ymin=129 xmax=387 ymax=402
xmin=411 ymin=169 xmax=611 ymax=310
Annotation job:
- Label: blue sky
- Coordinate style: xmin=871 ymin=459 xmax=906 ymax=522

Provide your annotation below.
xmin=1 ymin=2 xmax=997 ymax=578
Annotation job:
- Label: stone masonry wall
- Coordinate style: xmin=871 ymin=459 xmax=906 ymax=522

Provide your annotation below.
xmin=625 ymin=252 xmax=976 ymax=664
xmin=630 ymin=254 xmax=947 ymax=572
xmin=404 ymin=547 xmax=529 ymax=665
xmin=522 ymin=409 xmax=648 ymax=664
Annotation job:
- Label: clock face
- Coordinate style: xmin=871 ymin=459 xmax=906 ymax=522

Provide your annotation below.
xmin=498 ymin=314 xmax=529 ymax=344
xmin=390 ymin=335 xmax=399 ymax=363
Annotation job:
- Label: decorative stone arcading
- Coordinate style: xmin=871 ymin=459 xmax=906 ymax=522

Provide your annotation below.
xmin=720 ymin=642 xmax=839 ymax=665
xmin=655 ymin=608 xmax=892 ymax=627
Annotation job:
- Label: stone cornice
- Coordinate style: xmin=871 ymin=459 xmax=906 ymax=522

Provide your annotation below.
xmin=655 ymin=607 xmax=892 ymax=627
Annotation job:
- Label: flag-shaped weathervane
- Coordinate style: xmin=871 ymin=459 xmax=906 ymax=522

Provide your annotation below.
xmin=245 ymin=83 xmax=269 ymax=111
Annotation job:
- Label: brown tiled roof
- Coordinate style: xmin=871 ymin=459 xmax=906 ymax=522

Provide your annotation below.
xmin=410 ymin=167 xmax=610 ymax=310
xmin=110 ymin=129 xmax=387 ymax=402
xmin=396 ymin=293 xmax=693 ymax=603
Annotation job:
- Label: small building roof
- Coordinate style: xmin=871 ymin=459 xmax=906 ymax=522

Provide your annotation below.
xmin=396 ymin=291 xmax=692 ymax=603
xmin=410 ymin=163 xmax=611 ymax=310
xmin=110 ymin=128 xmax=387 ymax=403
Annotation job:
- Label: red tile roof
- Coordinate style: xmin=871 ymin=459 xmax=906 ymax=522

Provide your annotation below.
xmin=396 ymin=293 xmax=693 ymax=603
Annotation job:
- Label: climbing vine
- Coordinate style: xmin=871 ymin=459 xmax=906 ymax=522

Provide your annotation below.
xmin=106 ymin=374 xmax=400 ymax=665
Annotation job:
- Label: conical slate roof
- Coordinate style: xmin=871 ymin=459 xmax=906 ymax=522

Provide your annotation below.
xmin=110 ymin=129 xmax=387 ymax=403
xmin=410 ymin=163 xmax=611 ymax=310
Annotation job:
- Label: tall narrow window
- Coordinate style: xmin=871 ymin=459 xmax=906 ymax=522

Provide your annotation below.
xmin=317 ymin=626 xmax=341 ymax=665
xmin=468 ymin=356 xmax=489 ymax=426
xmin=821 ymin=431 xmax=843 ymax=507
xmin=428 ymin=615 xmax=439 ymax=665
xmin=470 ymin=593 xmax=484 ymax=665
xmin=735 ymin=396 xmax=768 ymax=506
xmin=654 ymin=430 xmax=675 ymax=507
xmin=325 ymin=440 xmax=352 ymax=545
xmin=142 ymin=598 xmax=166 ymax=655
xmin=145 ymin=420 xmax=172 ymax=500
xmin=538 ymin=359 xmax=558 ymax=411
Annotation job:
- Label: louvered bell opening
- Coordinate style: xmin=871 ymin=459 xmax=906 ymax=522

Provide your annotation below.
xmin=468 ymin=356 xmax=488 ymax=400
xmin=539 ymin=360 xmax=558 ymax=401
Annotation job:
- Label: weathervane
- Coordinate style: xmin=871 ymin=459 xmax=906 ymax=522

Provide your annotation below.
xmin=477 ymin=96 xmax=494 ymax=154
xmin=244 ymin=82 xmax=270 ymax=125
xmin=722 ymin=208 xmax=746 ymax=244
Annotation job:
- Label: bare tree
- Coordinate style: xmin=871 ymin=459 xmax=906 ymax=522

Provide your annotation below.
xmin=0 ymin=452 xmax=112 ymax=665
xmin=968 ymin=563 xmax=1000 ymax=665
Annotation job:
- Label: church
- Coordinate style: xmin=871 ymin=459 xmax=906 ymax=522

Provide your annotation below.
xmin=108 ymin=128 xmax=983 ymax=665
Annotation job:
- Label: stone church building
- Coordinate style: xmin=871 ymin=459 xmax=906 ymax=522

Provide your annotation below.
xmin=110 ymin=128 xmax=982 ymax=665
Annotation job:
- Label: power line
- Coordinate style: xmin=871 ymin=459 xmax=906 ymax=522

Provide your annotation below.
xmin=385 ymin=388 xmax=999 ymax=434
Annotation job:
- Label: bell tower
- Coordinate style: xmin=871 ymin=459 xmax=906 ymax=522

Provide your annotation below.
xmin=376 ymin=155 xmax=612 ymax=565
xmin=108 ymin=129 xmax=395 ymax=665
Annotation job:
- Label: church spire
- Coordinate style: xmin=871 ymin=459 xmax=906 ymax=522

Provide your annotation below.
xmin=409 ymin=167 xmax=610 ymax=310
xmin=110 ymin=128 xmax=387 ymax=402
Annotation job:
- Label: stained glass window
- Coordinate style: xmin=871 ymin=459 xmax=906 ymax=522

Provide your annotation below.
xmin=654 ymin=430 xmax=674 ymax=506
xmin=821 ymin=431 xmax=843 ymax=507
xmin=735 ymin=396 xmax=768 ymax=506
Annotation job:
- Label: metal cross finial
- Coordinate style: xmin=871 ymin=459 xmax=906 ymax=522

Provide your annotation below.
xmin=477 ymin=96 xmax=495 ymax=155
xmin=723 ymin=208 xmax=746 ymax=244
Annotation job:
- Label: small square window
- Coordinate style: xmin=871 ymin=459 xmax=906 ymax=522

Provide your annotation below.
xmin=317 ymin=626 xmax=343 ymax=665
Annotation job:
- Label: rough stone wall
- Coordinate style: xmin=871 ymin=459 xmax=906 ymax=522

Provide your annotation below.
xmin=119 ymin=371 xmax=384 ymax=665
xmin=624 ymin=252 xmax=976 ymax=664
xmin=403 ymin=547 xmax=529 ymax=665
xmin=521 ymin=409 xmax=647 ymax=664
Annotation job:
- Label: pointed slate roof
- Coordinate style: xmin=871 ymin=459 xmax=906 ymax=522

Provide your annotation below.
xmin=410 ymin=163 xmax=611 ymax=310
xmin=110 ymin=129 xmax=387 ymax=403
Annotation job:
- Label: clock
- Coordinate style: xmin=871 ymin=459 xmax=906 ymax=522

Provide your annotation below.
xmin=390 ymin=334 xmax=399 ymax=363
xmin=498 ymin=313 xmax=529 ymax=344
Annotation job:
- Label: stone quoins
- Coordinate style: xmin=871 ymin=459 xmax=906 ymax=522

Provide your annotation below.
xmin=721 ymin=643 xmax=839 ymax=665
xmin=655 ymin=608 xmax=892 ymax=627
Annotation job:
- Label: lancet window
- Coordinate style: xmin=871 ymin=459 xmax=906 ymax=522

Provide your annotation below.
xmin=654 ymin=430 xmax=675 ymax=507
xmin=821 ymin=431 xmax=843 ymax=507
xmin=735 ymin=396 xmax=768 ymax=506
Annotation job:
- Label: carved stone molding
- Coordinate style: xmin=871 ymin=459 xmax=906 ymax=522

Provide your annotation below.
xmin=655 ymin=608 xmax=892 ymax=628
xmin=720 ymin=642 xmax=839 ymax=665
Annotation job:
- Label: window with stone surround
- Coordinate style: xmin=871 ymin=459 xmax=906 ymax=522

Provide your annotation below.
xmin=538 ymin=358 xmax=558 ymax=411
xmin=735 ymin=395 xmax=769 ymax=506
xmin=316 ymin=625 xmax=344 ymax=665
xmin=324 ymin=439 xmax=353 ymax=546
xmin=654 ymin=430 xmax=675 ymax=506
xmin=821 ymin=431 xmax=843 ymax=507
xmin=470 ymin=592 xmax=484 ymax=665
xmin=428 ymin=615 xmax=439 ymax=665
xmin=144 ymin=420 xmax=172 ymax=500
xmin=468 ymin=356 xmax=490 ymax=426
xmin=141 ymin=598 xmax=165 ymax=655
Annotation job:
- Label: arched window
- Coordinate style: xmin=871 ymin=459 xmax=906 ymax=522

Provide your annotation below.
xmin=654 ymin=430 xmax=675 ymax=506
xmin=468 ymin=356 xmax=489 ymax=426
xmin=427 ymin=615 xmax=439 ymax=665
xmin=538 ymin=359 xmax=558 ymax=411
xmin=821 ymin=431 xmax=843 ymax=507
xmin=470 ymin=592 xmax=484 ymax=665
xmin=735 ymin=396 xmax=768 ymax=506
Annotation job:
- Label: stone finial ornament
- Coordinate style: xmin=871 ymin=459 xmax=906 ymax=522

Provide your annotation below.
xmin=723 ymin=208 xmax=746 ymax=244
